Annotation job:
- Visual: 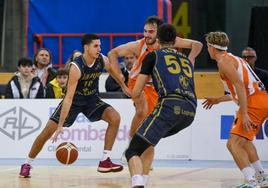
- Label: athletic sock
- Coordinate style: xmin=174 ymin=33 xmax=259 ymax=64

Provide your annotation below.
xmin=101 ymin=150 xmax=111 ymax=161
xmin=251 ymin=160 xmax=265 ymax=176
xmin=25 ymin=157 xmax=34 ymax=165
xmin=143 ymin=175 xmax=149 ymax=185
xmin=132 ymin=174 xmax=144 ymax=187
xmin=242 ymin=166 xmax=256 ymax=182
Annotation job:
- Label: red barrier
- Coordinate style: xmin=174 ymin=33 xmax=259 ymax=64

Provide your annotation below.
xmin=33 ymin=33 xmax=143 ymax=67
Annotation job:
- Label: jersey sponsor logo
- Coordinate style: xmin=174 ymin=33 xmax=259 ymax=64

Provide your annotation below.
xmin=0 ymin=107 xmax=42 ymax=140
xmin=220 ymin=115 xmax=268 ymax=139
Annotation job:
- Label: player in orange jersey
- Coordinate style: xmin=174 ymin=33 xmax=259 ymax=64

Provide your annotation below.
xmin=203 ymin=31 xmax=268 ymax=188
xmin=108 ymin=16 xmax=202 ymax=185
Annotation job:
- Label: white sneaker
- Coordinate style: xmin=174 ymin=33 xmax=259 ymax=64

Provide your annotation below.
xmin=234 ymin=180 xmax=260 ymax=188
xmin=256 ymin=175 xmax=268 ymax=188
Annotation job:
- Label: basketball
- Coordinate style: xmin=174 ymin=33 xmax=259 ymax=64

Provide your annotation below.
xmin=56 ymin=142 xmax=78 ymax=165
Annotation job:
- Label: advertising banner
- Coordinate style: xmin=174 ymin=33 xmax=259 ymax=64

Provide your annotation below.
xmin=0 ymin=99 xmax=267 ymax=160
xmin=0 ymin=99 xmax=191 ymax=160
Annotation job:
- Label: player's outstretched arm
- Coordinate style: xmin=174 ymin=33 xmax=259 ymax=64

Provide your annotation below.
xmin=132 ymin=74 xmax=149 ymax=100
xmin=218 ymin=57 xmax=251 ymax=132
xmin=202 ymin=95 xmax=232 ymax=110
xmin=52 ymin=65 xmax=80 ymax=142
xmin=108 ymin=41 xmax=140 ymax=76
xmin=104 ymin=55 xmax=131 ymax=97
xmin=174 ymin=37 xmax=203 ymax=65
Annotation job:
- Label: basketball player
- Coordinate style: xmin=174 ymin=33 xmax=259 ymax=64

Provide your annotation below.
xmin=125 ymin=23 xmax=198 ymax=188
xmin=19 ymin=34 xmax=130 ymax=178
xmin=203 ymin=31 xmax=268 ymax=188
xmin=108 ymin=16 xmax=202 ymax=181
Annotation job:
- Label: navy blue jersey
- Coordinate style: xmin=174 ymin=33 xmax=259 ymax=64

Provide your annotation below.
xmin=70 ymin=54 xmax=104 ymax=105
xmin=140 ymin=48 xmax=197 ymax=106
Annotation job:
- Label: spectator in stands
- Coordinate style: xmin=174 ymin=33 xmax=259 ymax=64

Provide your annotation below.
xmin=5 ymin=57 xmax=44 ymax=98
xmin=105 ymin=53 xmax=135 ymax=92
xmin=242 ymin=47 xmax=268 ymax=92
xmin=33 ymin=48 xmax=57 ymax=86
xmin=65 ymin=50 xmax=82 ymax=69
xmin=46 ymin=68 xmax=69 ymax=98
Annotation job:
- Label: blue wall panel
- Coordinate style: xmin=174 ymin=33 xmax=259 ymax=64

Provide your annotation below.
xmin=28 ymin=0 xmax=170 ymax=66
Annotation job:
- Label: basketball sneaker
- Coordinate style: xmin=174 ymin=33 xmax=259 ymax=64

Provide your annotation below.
xmin=256 ymin=175 xmax=268 ymax=188
xmin=234 ymin=180 xmax=261 ymax=188
xmin=97 ymin=157 xmax=123 ymax=173
xmin=19 ymin=163 xmax=32 ymax=178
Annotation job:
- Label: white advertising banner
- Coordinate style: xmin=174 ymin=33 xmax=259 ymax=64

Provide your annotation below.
xmin=0 ymin=99 xmax=191 ymax=160
xmin=191 ymin=100 xmax=268 ymax=160
xmin=0 ymin=99 xmax=267 ymax=160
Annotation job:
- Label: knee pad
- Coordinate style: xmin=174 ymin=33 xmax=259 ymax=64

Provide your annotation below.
xmin=125 ymin=134 xmax=151 ymax=162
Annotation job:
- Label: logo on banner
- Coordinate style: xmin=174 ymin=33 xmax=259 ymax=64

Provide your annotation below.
xmin=0 ymin=107 xmax=42 ymax=140
xmin=220 ymin=115 xmax=268 ymax=139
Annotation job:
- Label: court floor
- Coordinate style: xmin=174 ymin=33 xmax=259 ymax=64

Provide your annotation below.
xmin=0 ymin=159 xmax=267 ymax=188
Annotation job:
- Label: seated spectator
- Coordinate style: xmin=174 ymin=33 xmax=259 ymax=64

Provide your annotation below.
xmin=105 ymin=53 xmax=135 ymax=92
xmin=5 ymin=57 xmax=44 ymax=98
xmin=33 ymin=48 xmax=57 ymax=86
xmin=65 ymin=50 xmax=82 ymax=69
xmin=46 ymin=68 xmax=68 ymax=98
xmin=241 ymin=47 xmax=268 ymax=92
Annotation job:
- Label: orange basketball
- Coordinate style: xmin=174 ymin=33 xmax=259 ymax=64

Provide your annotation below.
xmin=56 ymin=142 xmax=78 ymax=165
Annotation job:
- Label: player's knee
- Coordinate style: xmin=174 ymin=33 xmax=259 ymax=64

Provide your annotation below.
xmin=106 ymin=108 xmax=121 ymax=125
xmin=226 ymin=139 xmax=232 ymax=151
xmin=125 ymin=134 xmax=151 ymax=162
xmin=111 ymin=111 xmax=120 ymax=124
xmin=227 ymin=136 xmax=241 ymax=151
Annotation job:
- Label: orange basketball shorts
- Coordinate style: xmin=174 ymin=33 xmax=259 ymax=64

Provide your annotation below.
xmin=230 ymin=91 xmax=268 ymax=141
xmin=128 ymin=78 xmax=158 ymax=115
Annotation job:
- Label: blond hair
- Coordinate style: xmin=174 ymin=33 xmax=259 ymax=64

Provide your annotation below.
xmin=205 ymin=31 xmax=229 ymax=49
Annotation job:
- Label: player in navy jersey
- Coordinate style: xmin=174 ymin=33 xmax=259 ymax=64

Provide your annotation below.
xmin=124 ymin=24 xmax=200 ymax=188
xmin=19 ymin=34 xmax=131 ymax=178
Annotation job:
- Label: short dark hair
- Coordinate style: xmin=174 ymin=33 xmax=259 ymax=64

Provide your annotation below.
xmin=243 ymin=46 xmax=256 ymax=52
xmin=18 ymin=57 xmax=33 ymax=67
xmin=157 ymin=23 xmax=177 ymax=45
xmin=145 ymin=16 xmax=164 ymax=28
xmin=81 ymin=34 xmax=100 ymax=47
xmin=56 ymin=68 xmax=69 ymax=76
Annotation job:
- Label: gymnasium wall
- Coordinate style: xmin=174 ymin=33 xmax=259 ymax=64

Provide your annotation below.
xmin=27 ymin=0 xmax=171 ymax=66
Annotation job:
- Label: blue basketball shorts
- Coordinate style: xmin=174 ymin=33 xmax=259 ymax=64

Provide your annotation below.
xmin=136 ymin=96 xmax=196 ymax=146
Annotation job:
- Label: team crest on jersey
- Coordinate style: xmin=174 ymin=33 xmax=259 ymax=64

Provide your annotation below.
xmin=174 ymin=106 xmax=181 ymax=115
xmin=179 ymin=75 xmax=189 ymax=89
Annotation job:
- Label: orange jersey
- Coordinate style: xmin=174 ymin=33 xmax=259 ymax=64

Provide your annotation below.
xmin=128 ymin=38 xmax=158 ymax=114
xmin=129 ymin=38 xmax=152 ymax=83
xmin=220 ymin=53 xmax=268 ymax=140
xmin=220 ymin=53 xmax=263 ymax=100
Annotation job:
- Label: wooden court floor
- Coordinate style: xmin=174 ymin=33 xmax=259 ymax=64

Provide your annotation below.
xmin=0 ymin=165 xmax=258 ymax=188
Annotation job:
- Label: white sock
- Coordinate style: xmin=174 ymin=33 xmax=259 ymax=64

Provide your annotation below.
xmin=143 ymin=175 xmax=149 ymax=185
xmin=132 ymin=175 xmax=144 ymax=187
xmin=25 ymin=157 xmax=34 ymax=165
xmin=242 ymin=166 xmax=256 ymax=182
xmin=251 ymin=160 xmax=265 ymax=176
xmin=101 ymin=150 xmax=111 ymax=161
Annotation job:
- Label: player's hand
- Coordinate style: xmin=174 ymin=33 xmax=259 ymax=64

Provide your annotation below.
xmin=122 ymin=85 xmax=131 ymax=97
xmin=202 ymin=97 xmax=219 ymax=109
xmin=241 ymin=113 xmax=252 ymax=132
xmin=52 ymin=126 xmax=64 ymax=143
